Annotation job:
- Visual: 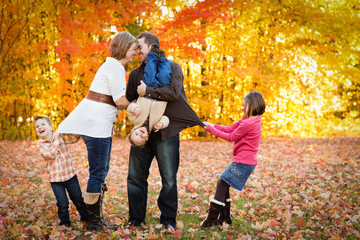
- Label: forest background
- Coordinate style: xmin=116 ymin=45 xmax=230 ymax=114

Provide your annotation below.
xmin=1 ymin=0 xmax=360 ymax=140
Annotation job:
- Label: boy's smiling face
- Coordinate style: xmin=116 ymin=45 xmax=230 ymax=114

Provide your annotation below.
xmin=34 ymin=119 xmax=53 ymax=140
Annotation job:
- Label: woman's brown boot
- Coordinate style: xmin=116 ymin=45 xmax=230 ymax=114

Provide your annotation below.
xmin=84 ymin=192 xmax=104 ymax=230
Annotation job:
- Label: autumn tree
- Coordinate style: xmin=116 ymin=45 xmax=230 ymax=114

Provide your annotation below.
xmin=155 ymin=0 xmax=360 ymax=137
xmin=1 ymin=0 xmax=359 ymax=140
xmin=1 ymin=0 xmax=155 ymax=140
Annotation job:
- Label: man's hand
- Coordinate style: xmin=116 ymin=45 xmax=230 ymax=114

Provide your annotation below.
xmin=154 ymin=122 xmax=164 ymax=132
xmin=134 ymin=107 xmax=141 ymax=116
xmin=137 ymin=80 xmax=147 ymax=97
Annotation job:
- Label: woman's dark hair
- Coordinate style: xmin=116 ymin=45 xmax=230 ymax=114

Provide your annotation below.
xmin=244 ymin=91 xmax=266 ymax=117
xmin=137 ymin=32 xmax=160 ymax=48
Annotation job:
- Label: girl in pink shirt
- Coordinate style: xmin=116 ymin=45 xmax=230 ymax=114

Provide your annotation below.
xmin=201 ymin=91 xmax=266 ymax=228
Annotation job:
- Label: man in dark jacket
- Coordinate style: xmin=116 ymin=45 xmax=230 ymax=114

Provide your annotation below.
xmin=125 ymin=32 xmax=204 ymax=231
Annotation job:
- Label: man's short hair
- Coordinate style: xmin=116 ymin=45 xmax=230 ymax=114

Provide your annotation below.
xmin=137 ymin=32 xmax=160 ymax=48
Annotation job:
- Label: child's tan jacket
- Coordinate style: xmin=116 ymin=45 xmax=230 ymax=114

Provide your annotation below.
xmin=127 ymin=97 xmax=169 ymax=132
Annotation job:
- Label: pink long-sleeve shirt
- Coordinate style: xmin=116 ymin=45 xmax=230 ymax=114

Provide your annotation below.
xmin=205 ymin=116 xmax=262 ymax=165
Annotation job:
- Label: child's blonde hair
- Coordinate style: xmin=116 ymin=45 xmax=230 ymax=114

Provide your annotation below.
xmin=128 ymin=129 xmax=146 ymax=148
xmin=33 ymin=115 xmax=52 ymax=128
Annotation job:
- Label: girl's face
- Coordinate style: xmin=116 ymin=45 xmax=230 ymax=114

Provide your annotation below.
xmin=242 ymin=98 xmax=249 ymax=117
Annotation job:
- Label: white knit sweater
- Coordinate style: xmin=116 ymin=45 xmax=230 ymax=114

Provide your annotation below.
xmin=57 ymin=57 xmax=125 ymax=138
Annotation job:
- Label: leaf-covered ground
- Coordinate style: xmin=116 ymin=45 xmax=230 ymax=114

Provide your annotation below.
xmin=0 ymin=137 xmax=359 ymax=239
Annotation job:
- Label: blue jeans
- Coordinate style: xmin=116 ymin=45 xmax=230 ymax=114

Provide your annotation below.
xmin=143 ymin=51 xmax=171 ymax=88
xmin=51 ymin=175 xmax=88 ymax=226
xmin=82 ymin=135 xmax=112 ymax=193
xmin=127 ymin=132 xmax=180 ymax=227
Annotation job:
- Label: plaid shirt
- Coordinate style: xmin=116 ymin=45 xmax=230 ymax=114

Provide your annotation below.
xmin=37 ymin=133 xmax=80 ymax=183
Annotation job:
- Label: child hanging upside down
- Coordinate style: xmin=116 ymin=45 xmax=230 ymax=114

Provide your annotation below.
xmin=127 ymin=43 xmax=171 ymax=147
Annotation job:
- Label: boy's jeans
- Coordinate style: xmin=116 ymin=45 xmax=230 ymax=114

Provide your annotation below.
xmin=82 ymin=135 xmax=112 ymax=193
xmin=51 ymin=175 xmax=88 ymax=226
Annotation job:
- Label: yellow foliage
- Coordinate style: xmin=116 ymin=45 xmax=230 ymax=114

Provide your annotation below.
xmin=1 ymin=0 xmax=359 ymax=140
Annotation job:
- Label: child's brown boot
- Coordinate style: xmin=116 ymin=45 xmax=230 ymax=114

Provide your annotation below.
xmin=200 ymin=199 xmax=225 ymax=228
xmin=220 ymin=198 xmax=232 ymax=225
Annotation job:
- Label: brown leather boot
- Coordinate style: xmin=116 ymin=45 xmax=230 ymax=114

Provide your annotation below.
xmin=84 ymin=192 xmax=104 ymax=230
xmin=220 ymin=198 xmax=232 ymax=225
xmin=200 ymin=199 xmax=225 ymax=228
xmin=99 ymin=183 xmax=117 ymax=229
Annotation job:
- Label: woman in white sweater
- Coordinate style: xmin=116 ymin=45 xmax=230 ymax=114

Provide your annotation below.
xmin=57 ymin=31 xmax=137 ymax=230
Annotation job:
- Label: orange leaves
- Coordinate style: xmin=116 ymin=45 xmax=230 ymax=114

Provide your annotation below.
xmin=298 ymin=219 xmax=305 ymax=227
xmin=269 ymin=219 xmax=280 ymax=228
xmin=3 ymin=0 xmax=360 ymax=141
xmin=155 ymin=0 xmax=235 ymax=59
xmin=0 ymin=137 xmax=360 ymax=239
xmin=184 ymin=183 xmax=196 ymax=193
xmin=173 ymin=229 xmax=182 ymax=238
xmin=45 ymin=211 xmax=54 ymax=219
xmin=1 ymin=0 xmax=160 ymax=140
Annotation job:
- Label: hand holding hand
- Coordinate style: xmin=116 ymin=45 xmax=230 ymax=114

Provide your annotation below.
xmin=154 ymin=122 xmax=164 ymax=132
xmin=54 ymin=131 xmax=60 ymax=141
xmin=203 ymin=121 xmax=214 ymax=128
xmin=137 ymin=80 xmax=147 ymax=97
xmin=134 ymin=107 xmax=141 ymax=116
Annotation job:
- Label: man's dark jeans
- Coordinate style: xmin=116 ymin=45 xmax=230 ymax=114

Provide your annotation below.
xmin=51 ymin=175 xmax=88 ymax=226
xmin=127 ymin=132 xmax=180 ymax=227
xmin=82 ymin=135 xmax=112 ymax=193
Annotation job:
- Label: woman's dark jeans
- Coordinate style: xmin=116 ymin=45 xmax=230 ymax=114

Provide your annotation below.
xmin=127 ymin=132 xmax=180 ymax=227
xmin=82 ymin=135 xmax=112 ymax=193
xmin=51 ymin=175 xmax=88 ymax=226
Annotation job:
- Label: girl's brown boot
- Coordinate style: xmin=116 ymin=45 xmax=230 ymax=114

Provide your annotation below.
xmin=201 ymin=199 xmax=225 ymax=228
